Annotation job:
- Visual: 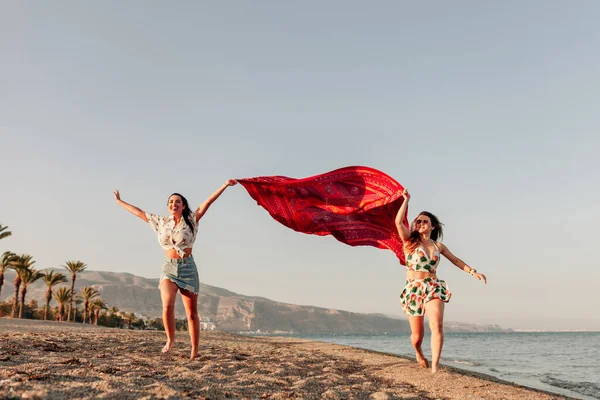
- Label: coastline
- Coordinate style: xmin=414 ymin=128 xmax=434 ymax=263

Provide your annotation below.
xmin=1 ymin=318 xmax=573 ymax=399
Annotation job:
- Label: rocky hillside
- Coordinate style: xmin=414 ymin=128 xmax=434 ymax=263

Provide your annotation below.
xmin=0 ymin=270 xmax=507 ymax=333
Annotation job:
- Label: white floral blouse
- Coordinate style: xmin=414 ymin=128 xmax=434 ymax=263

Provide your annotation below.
xmin=145 ymin=213 xmax=197 ymax=258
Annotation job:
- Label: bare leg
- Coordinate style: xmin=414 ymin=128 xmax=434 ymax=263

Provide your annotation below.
xmin=407 ymin=315 xmax=428 ymax=368
xmin=159 ymin=279 xmax=179 ymax=353
xmin=425 ymin=299 xmax=445 ymax=373
xmin=180 ymin=288 xmax=200 ymax=359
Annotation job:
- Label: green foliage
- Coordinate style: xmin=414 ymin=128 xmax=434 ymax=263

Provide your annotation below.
xmin=176 ymin=319 xmax=188 ymax=332
xmin=147 ymin=318 xmax=164 ymax=331
xmin=0 ymin=300 xmax=11 ymax=317
xmin=0 ymin=246 xmax=161 ymax=330
xmin=63 ymin=260 xmax=87 ymax=275
xmin=0 ymin=224 xmax=12 ymax=241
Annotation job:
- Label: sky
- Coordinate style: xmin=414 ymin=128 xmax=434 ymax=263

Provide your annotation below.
xmin=1 ymin=1 xmax=599 ymax=331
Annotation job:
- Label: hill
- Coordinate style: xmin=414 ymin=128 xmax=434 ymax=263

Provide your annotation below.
xmin=0 ymin=270 xmax=507 ymax=333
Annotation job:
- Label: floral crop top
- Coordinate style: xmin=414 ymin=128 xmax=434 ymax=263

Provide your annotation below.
xmin=405 ymin=242 xmax=441 ymax=273
xmin=146 ymin=213 xmax=197 ymax=258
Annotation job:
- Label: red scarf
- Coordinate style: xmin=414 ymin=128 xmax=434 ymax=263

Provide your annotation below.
xmin=238 ymin=166 xmax=409 ymax=264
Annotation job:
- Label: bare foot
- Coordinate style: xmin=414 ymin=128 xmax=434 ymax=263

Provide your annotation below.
xmin=162 ymin=341 xmax=174 ymax=353
xmin=431 ymin=364 xmax=440 ymax=373
xmin=415 ymin=348 xmax=429 ymax=368
xmin=190 ymin=349 xmax=198 ymax=360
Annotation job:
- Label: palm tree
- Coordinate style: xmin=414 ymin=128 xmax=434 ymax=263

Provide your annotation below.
xmin=53 ymin=287 xmax=72 ymax=322
xmin=63 ymin=260 xmax=87 ymax=321
xmin=80 ymin=286 xmax=99 ymax=324
xmin=126 ymin=312 xmax=138 ymax=329
xmin=19 ymin=267 xmax=43 ymax=318
xmin=72 ymin=296 xmax=83 ymax=322
xmin=120 ymin=312 xmax=133 ymax=329
xmin=89 ymin=300 xmax=98 ymax=324
xmin=0 ymin=251 xmax=16 ymax=300
xmin=41 ymin=270 xmax=67 ymax=320
xmin=8 ymin=254 xmax=35 ymax=318
xmin=0 ymin=224 xmax=11 ymax=241
xmin=107 ymin=305 xmax=121 ymax=328
xmin=90 ymin=298 xmax=107 ymax=325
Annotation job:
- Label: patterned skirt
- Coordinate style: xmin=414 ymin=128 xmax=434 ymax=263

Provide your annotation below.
xmin=400 ymin=277 xmax=451 ymax=316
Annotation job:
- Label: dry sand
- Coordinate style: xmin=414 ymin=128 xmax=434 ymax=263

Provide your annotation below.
xmin=0 ymin=318 xmax=571 ymax=399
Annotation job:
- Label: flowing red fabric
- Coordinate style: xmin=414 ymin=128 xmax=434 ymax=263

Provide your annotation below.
xmin=238 ymin=166 xmax=409 ymax=264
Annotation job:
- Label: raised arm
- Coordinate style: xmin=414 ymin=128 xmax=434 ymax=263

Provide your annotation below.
xmin=438 ymin=242 xmax=487 ymax=284
xmin=195 ymin=179 xmax=237 ymax=223
xmin=395 ymin=189 xmax=411 ymax=240
xmin=113 ymin=190 xmax=148 ymax=222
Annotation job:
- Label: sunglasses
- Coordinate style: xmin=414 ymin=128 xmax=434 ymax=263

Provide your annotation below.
xmin=415 ymin=219 xmax=430 ymax=225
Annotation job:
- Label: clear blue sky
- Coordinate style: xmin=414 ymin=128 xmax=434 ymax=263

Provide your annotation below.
xmin=2 ymin=1 xmax=599 ymax=331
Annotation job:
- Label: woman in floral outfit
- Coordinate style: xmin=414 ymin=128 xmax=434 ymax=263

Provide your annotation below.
xmin=395 ymin=190 xmax=486 ymax=373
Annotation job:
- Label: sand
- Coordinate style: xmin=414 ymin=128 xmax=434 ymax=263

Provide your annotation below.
xmin=0 ymin=318 xmax=571 ymax=399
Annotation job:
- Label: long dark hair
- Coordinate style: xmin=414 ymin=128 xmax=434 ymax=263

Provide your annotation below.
xmin=404 ymin=211 xmax=444 ymax=254
xmin=168 ymin=193 xmax=195 ymax=233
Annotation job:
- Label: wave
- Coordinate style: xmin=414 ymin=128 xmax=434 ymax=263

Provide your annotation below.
xmin=450 ymin=359 xmax=482 ymax=367
xmin=540 ymin=376 xmax=600 ymax=399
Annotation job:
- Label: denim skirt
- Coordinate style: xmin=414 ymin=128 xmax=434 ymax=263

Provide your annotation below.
xmin=159 ymin=256 xmax=200 ymax=294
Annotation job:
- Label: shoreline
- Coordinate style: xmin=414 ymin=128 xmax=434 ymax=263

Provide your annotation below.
xmin=1 ymin=318 xmax=574 ymax=399
xmin=261 ymin=332 xmax=588 ymax=399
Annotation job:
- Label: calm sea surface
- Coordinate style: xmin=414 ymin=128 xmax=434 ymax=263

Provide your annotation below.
xmin=286 ymin=332 xmax=600 ymax=400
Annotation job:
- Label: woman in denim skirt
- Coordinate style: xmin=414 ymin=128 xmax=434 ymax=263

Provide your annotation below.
xmin=114 ymin=179 xmax=237 ymax=358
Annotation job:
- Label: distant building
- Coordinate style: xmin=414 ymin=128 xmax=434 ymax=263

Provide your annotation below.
xmin=200 ymin=317 xmax=216 ymax=331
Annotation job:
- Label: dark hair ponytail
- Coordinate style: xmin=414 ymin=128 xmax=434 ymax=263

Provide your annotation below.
xmin=169 ymin=193 xmax=195 ymax=233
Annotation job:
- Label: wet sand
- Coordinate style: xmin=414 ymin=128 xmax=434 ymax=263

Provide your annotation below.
xmin=0 ymin=318 xmax=571 ymax=399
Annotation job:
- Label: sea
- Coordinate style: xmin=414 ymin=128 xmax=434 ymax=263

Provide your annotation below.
xmin=285 ymin=332 xmax=600 ymax=400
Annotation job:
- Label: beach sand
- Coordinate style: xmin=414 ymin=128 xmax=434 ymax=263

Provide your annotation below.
xmin=0 ymin=318 xmax=570 ymax=399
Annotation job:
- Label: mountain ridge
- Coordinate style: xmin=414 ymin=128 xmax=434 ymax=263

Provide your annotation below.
xmin=0 ymin=270 xmax=508 ymax=333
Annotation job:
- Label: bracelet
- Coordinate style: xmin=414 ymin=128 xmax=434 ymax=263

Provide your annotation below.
xmin=469 ymin=269 xmax=477 ymax=275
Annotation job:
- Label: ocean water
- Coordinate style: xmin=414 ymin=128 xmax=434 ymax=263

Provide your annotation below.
xmin=291 ymin=332 xmax=600 ymax=400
